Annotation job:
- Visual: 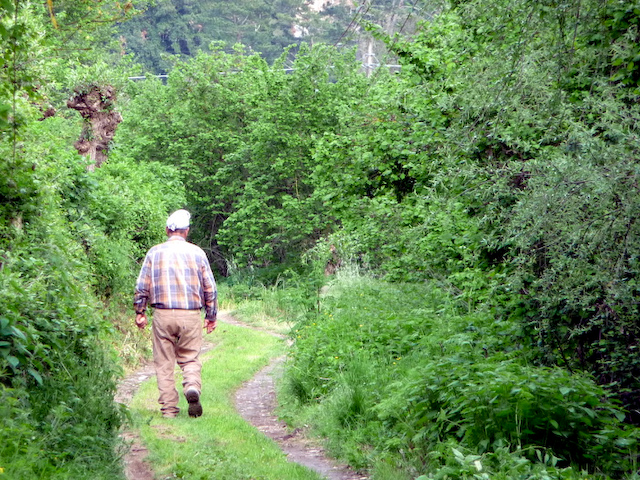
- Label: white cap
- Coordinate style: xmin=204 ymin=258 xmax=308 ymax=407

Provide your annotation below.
xmin=166 ymin=209 xmax=190 ymax=231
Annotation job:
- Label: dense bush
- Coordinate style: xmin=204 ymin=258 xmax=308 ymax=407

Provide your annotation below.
xmin=0 ymin=202 xmax=127 ymax=478
xmin=67 ymin=154 xmax=186 ymax=300
xmin=118 ymin=44 xmax=369 ymax=273
xmin=377 ymin=360 xmax=634 ymax=472
xmin=293 ymin=0 xmax=640 ymax=423
xmin=280 ymin=273 xmax=640 ymax=478
xmin=0 ymin=85 xmax=182 ymax=477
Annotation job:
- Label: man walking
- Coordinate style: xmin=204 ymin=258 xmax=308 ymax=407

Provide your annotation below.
xmin=134 ymin=209 xmax=218 ymax=418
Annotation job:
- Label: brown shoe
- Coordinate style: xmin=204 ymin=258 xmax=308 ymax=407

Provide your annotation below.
xmin=186 ymin=388 xmax=202 ymax=417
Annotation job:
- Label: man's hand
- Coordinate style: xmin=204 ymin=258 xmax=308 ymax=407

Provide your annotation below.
xmin=205 ymin=318 xmax=217 ymax=334
xmin=135 ymin=313 xmax=148 ymax=330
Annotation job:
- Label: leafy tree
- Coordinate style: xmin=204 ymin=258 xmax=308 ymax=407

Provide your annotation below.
xmin=120 ymin=44 xmax=367 ymax=273
xmin=40 ymin=0 xmax=140 ymax=65
xmin=0 ymin=1 xmax=51 ymax=246
xmin=117 ymin=0 xmax=310 ymax=72
xmin=368 ymin=0 xmax=640 ymax=419
xmin=114 ymin=0 xmax=439 ymax=73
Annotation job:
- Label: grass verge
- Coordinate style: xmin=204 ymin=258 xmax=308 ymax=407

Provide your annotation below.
xmin=276 ymin=271 xmax=640 ymax=479
xmin=218 ymin=281 xmax=302 ymax=337
xmin=128 ymin=320 xmax=323 ymax=480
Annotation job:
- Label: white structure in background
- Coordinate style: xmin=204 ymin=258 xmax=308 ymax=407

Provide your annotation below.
xmin=307 ymin=0 xmax=353 ymax=13
xmin=291 ymin=24 xmax=310 ymax=38
xmin=293 ymin=0 xmax=351 ymax=39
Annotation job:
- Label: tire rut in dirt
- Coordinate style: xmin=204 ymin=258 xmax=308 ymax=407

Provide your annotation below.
xmin=234 ymin=356 xmax=368 ymax=480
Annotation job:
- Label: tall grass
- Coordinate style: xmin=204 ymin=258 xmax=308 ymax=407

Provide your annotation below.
xmin=264 ymin=269 xmax=640 ymax=479
xmin=221 ymin=272 xmax=319 ymax=335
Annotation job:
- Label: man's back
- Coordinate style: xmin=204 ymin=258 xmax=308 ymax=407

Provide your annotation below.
xmin=135 ymin=236 xmax=216 ymax=317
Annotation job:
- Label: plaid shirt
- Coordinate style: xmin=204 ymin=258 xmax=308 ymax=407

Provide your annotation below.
xmin=134 ymin=236 xmax=217 ymax=320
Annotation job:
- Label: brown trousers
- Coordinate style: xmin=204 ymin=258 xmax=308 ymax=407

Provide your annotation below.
xmin=152 ymin=308 xmax=203 ymax=416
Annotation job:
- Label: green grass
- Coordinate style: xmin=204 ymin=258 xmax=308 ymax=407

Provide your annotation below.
xmin=274 ymin=271 xmax=640 ymax=479
xmin=129 ymin=321 xmax=323 ymax=480
xmin=218 ymin=281 xmax=306 ymax=337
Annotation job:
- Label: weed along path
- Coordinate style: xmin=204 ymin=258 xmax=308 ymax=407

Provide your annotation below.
xmin=230 ymin=330 xmax=367 ymax=480
xmin=118 ymin=312 xmax=367 ymax=480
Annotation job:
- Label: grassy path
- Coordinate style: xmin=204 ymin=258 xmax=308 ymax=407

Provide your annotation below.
xmin=127 ymin=318 xmax=324 ymax=480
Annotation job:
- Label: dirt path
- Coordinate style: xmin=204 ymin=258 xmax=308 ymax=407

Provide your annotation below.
xmin=115 ymin=360 xmax=155 ymax=480
xmin=116 ymin=312 xmax=368 ymax=480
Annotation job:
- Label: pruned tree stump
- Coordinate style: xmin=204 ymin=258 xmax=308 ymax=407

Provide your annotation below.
xmin=68 ymin=85 xmax=122 ymax=171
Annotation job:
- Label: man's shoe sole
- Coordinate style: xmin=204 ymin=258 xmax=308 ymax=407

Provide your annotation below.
xmin=186 ymin=390 xmax=203 ymax=417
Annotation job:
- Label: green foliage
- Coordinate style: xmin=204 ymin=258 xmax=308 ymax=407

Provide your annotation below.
xmin=413 ymin=0 xmax=640 ymax=420
xmin=40 ymin=0 xmax=140 ymax=66
xmin=119 ymin=0 xmax=310 ymax=71
xmin=304 ymin=0 xmax=640 ymax=426
xmin=63 ymin=60 xmax=132 ymax=98
xmin=115 ymin=0 xmax=362 ymax=73
xmin=120 ymin=44 xmax=368 ymax=273
xmin=279 ymin=273 xmax=639 ymax=478
xmin=412 ymin=441 xmax=595 ymax=480
xmin=378 ymin=360 xmax=634 ymax=472
xmin=83 ymin=155 xmax=186 ymax=298
xmin=113 ymin=0 xmax=437 ymax=74
xmin=0 ymin=66 xmax=176 ymax=478
xmin=0 ymin=1 xmax=48 ymax=132
xmin=0 ymin=206 xmax=127 ymax=479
